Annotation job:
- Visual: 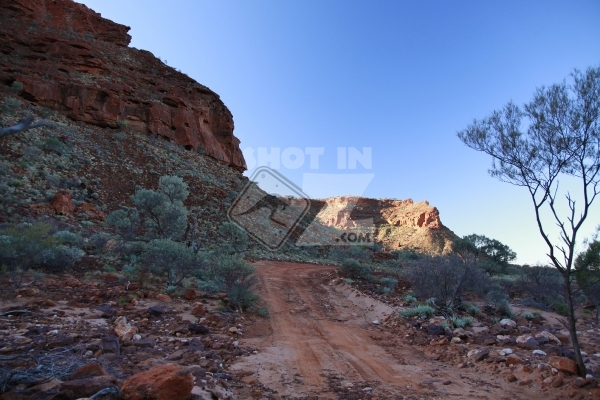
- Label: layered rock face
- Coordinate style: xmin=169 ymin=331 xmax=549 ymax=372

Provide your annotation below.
xmin=0 ymin=0 xmax=246 ymax=170
xmin=312 ymin=196 xmax=457 ymax=254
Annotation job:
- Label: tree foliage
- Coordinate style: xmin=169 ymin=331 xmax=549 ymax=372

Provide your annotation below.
xmin=218 ymin=222 xmax=248 ymax=254
xmin=458 ymin=234 xmax=516 ymax=275
xmin=142 ymin=239 xmax=206 ymax=287
xmin=108 ymin=175 xmax=189 ymax=241
xmin=575 ymin=229 xmax=600 ymax=318
xmin=457 ymin=66 xmax=600 ymax=376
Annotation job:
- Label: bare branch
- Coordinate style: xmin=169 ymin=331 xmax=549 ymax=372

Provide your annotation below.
xmin=0 ymin=116 xmax=46 ymax=138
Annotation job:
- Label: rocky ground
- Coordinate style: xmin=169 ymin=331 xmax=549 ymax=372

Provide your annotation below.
xmin=0 ymin=272 xmax=256 ymax=400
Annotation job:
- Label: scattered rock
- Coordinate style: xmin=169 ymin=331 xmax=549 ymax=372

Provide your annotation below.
xmin=134 ymin=338 xmax=156 ymax=349
xmin=114 ymin=316 xmax=138 ymax=341
xmin=155 ymin=294 xmax=172 ymax=303
xmin=532 ymin=350 xmax=547 ymax=356
xmin=148 ymin=306 xmax=164 ymax=316
xmin=574 ymin=377 xmax=591 ymax=388
xmin=549 ymin=356 xmax=578 ymax=375
xmin=535 ymin=331 xmax=561 ymax=345
xmin=516 ymin=334 xmax=539 ymax=349
xmin=551 ymin=377 xmax=564 ymax=388
xmin=498 ymin=348 xmax=513 ymax=356
xmin=101 ymin=335 xmax=121 ymax=355
xmin=61 ymin=377 xmax=116 ymax=399
xmin=499 ymin=319 xmax=516 ymax=328
xmin=120 ymin=363 xmax=194 ymax=400
xmin=476 ymin=348 xmax=490 ymax=362
xmin=183 ymin=289 xmax=197 ymax=300
xmin=427 ymin=325 xmax=445 ymax=336
xmin=453 ymin=328 xmax=468 ymax=339
xmin=97 ymin=304 xmax=116 ymax=318
xmin=69 ymin=363 xmax=107 ymax=380
xmin=188 ymin=338 xmax=205 ymax=352
xmin=471 ymin=326 xmax=489 ymax=335
xmin=191 ymin=304 xmax=205 ymax=316
xmin=467 ymin=349 xmax=480 ymax=358
xmin=189 ymin=324 xmax=210 ymax=334
xmin=506 ymin=354 xmax=523 ymax=366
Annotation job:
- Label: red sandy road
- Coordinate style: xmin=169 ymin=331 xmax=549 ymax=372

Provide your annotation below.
xmin=232 ymin=261 xmax=548 ymax=399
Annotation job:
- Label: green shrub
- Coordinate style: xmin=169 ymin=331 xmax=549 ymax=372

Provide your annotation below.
xmin=102 ymin=264 xmax=117 ymax=274
xmin=257 ymin=306 xmax=270 ymax=318
xmin=0 ymin=223 xmax=58 ymax=287
xmin=142 ymin=239 xmax=203 ymax=287
xmin=341 ymin=258 xmax=371 ymax=280
xmin=166 ymin=285 xmax=177 ymax=294
xmin=218 ymin=222 xmax=248 ymax=254
xmin=404 ymin=254 xmax=490 ymax=308
xmin=400 ymin=304 xmax=435 ymax=318
xmin=380 ymin=277 xmax=398 ymax=291
xmin=403 ymin=293 xmax=417 ymax=303
xmin=521 ymin=312 xmax=535 ymax=320
xmin=465 ymin=303 xmax=481 ymax=315
xmin=11 ymin=81 xmax=23 ymax=93
xmin=2 ymin=96 xmax=21 ymax=112
xmin=209 ymin=254 xmax=259 ymax=310
xmin=497 ymin=299 xmax=515 ymax=318
xmin=53 ymin=230 xmax=82 ymax=247
xmin=43 ymin=137 xmax=66 ymax=155
xmin=89 ymin=232 xmax=111 ymax=252
xmin=122 ymin=259 xmax=140 ymax=280
xmin=114 ymin=132 xmax=127 ymax=141
xmin=40 ymin=245 xmax=84 ymax=272
xmin=451 ymin=316 xmax=473 ymax=328
xmin=106 ymin=208 xmax=139 ymax=241
xmin=553 ymin=301 xmax=568 ymax=316
xmin=118 ymin=120 xmax=127 ymax=128
xmin=130 ymin=176 xmax=189 ymax=240
xmin=515 ymin=265 xmax=564 ymax=307
xmin=485 ymin=284 xmax=508 ymax=306
xmin=196 ymin=279 xmax=221 ymax=293
xmin=329 ymin=246 xmax=371 ymax=263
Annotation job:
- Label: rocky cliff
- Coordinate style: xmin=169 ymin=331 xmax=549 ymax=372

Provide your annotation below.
xmin=0 ymin=0 xmax=246 ymax=171
xmin=311 ymin=196 xmax=457 ymax=254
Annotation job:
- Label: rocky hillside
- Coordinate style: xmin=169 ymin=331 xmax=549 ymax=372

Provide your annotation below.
xmin=0 ymin=0 xmax=246 ymax=171
xmin=0 ymin=0 xmax=455 ymax=258
xmin=311 ymin=196 xmax=457 ymax=254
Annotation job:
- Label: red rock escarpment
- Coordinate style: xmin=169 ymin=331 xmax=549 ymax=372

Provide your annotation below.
xmin=0 ymin=0 xmax=246 ymax=171
xmin=313 ymin=196 xmax=457 ymax=253
xmin=315 ymin=196 xmax=443 ymax=229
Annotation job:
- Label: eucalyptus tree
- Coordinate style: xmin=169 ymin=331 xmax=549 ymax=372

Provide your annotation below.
xmin=458 ymin=66 xmax=600 ymax=377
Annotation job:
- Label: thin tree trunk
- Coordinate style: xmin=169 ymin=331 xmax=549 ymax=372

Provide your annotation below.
xmin=564 ymin=273 xmax=587 ymax=377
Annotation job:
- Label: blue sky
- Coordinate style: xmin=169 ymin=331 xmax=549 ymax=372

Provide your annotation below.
xmin=78 ymin=0 xmax=600 ymax=264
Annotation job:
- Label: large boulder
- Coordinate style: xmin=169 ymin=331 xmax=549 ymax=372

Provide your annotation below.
xmin=120 ymin=363 xmax=194 ymax=400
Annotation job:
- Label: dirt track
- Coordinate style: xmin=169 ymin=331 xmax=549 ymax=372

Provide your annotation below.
xmin=231 ymin=261 xmax=548 ymax=399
